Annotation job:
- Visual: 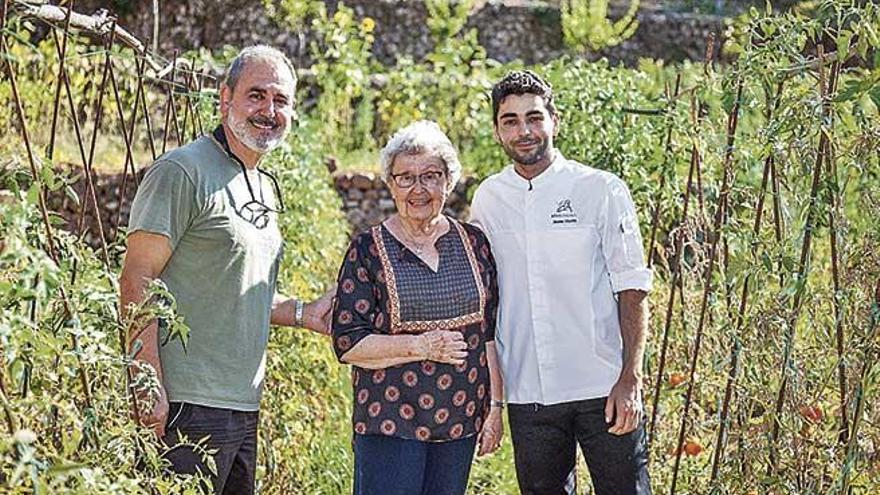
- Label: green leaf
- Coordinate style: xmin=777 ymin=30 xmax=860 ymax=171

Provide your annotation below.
xmin=868 ymin=86 xmax=880 ymax=110
xmin=836 ymin=30 xmax=853 ymax=62
xmin=63 ymin=185 xmax=80 ymax=208
xmin=761 ymin=252 xmax=773 ymax=272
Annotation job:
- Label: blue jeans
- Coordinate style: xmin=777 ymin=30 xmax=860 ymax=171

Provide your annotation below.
xmin=508 ymin=397 xmax=652 ymax=495
xmin=353 ymin=434 xmax=478 ymax=495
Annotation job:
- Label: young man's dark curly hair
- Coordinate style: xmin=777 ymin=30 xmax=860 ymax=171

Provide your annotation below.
xmin=490 ymin=70 xmax=557 ymax=124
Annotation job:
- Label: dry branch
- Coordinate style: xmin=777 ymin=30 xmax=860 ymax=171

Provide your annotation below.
xmin=9 ymin=1 xmax=197 ymax=79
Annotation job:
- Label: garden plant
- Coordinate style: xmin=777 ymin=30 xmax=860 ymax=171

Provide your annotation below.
xmin=1 ymin=0 xmax=880 ymax=493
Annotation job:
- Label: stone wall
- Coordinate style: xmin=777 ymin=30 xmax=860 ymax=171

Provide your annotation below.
xmin=40 ymin=167 xmax=476 ymax=245
xmin=76 ymin=0 xmax=725 ymax=67
xmin=334 ymin=172 xmax=476 ymax=234
xmin=44 ymin=168 xmax=144 ymax=247
xmin=468 ymin=3 xmax=725 ymax=65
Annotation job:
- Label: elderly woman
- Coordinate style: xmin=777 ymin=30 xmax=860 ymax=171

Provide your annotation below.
xmin=331 ymin=120 xmax=504 ymax=495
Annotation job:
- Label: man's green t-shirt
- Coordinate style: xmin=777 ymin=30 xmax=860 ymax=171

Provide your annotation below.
xmin=128 ymin=134 xmax=284 ymax=411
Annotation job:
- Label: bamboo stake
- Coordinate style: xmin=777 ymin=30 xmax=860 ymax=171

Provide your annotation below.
xmin=0 ymin=365 xmax=17 ymax=435
xmin=710 ymin=79 xmax=786 ymax=483
xmin=769 ymin=155 xmax=785 ymax=287
xmin=821 ymin=59 xmax=848 ymax=446
xmin=1 ymin=0 xmax=95 ymax=415
xmin=107 ymin=53 xmax=138 ymax=239
xmin=50 ymin=29 xmax=89 ymax=177
xmin=180 ymin=69 xmax=197 ymax=142
xmin=193 ymin=66 xmax=206 ymax=135
xmin=839 ymin=285 xmax=880 ymax=494
xmin=137 ymin=48 xmax=158 ymax=161
xmin=2 ymin=2 xmax=60 ymax=261
xmin=670 ymin=79 xmax=744 ymax=495
xmin=126 ymin=54 xmax=147 ymax=186
xmin=76 ymin=27 xmax=115 ymax=265
xmin=161 ymin=50 xmax=182 ymax=153
xmin=49 ymin=28 xmax=95 ymax=291
xmin=649 ymin=125 xmax=701 ymax=442
xmin=44 ymin=8 xmax=89 ymax=447
xmin=646 ymin=73 xmax=682 ymax=269
xmin=648 ymin=36 xmax=716 ymax=443
xmin=769 ymin=45 xmax=842 ymax=470
xmin=46 ymin=0 xmax=73 ymax=163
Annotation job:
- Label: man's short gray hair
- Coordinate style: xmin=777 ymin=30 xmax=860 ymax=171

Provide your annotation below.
xmin=224 ymin=45 xmax=297 ymax=93
xmin=380 ymin=120 xmax=462 ymax=193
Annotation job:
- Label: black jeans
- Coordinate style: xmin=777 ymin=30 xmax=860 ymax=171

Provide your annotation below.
xmin=162 ymin=402 xmax=259 ymax=495
xmin=508 ymin=397 xmax=651 ymax=495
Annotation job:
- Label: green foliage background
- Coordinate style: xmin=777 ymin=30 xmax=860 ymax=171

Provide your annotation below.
xmin=2 ymin=0 xmax=880 ymax=493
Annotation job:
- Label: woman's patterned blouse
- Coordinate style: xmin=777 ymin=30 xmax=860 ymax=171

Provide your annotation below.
xmin=331 ymin=218 xmax=498 ymax=442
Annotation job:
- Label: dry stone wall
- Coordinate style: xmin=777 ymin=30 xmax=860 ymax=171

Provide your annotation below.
xmin=43 ymin=168 xmax=144 ymax=247
xmin=37 ymin=1 xmax=729 ymax=242
xmin=334 ymin=172 xmax=477 ymax=234
xmin=77 ymin=0 xmax=725 ymax=67
xmin=41 ymin=167 xmax=476 ymax=245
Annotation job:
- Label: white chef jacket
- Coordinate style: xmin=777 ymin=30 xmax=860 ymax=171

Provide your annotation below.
xmin=470 ymin=152 xmax=652 ymax=405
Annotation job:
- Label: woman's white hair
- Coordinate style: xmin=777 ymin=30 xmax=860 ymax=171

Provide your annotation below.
xmin=379 ymin=120 xmax=462 ymax=193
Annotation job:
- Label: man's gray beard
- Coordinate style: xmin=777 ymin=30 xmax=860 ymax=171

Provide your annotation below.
xmin=228 ymin=113 xmax=285 ymax=153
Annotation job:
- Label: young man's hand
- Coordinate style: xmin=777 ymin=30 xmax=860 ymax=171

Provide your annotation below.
xmin=605 ymin=375 xmax=642 ymax=435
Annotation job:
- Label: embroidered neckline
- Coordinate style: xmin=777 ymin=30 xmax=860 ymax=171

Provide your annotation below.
xmin=372 ymin=220 xmax=486 ymax=334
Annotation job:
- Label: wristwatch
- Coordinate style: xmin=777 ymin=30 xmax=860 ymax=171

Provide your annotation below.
xmin=490 ymin=399 xmax=505 ymax=409
xmin=295 ymin=299 xmax=304 ymax=327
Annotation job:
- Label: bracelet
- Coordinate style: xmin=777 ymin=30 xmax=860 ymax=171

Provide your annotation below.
xmin=490 ymin=399 xmax=505 ymax=409
xmin=294 ymin=299 xmax=304 ymax=327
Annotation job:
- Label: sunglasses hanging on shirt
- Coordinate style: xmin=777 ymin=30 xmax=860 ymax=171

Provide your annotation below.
xmin=212 ymin=126 xmax=286 ymax=229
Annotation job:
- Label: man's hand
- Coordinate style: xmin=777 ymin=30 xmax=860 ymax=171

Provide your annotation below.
xmin=303 ymin=287 xmax=335 ymax=335
xmin=145 ymin=386 xmax=170 ymax=438
xmin=477 ymin=406 xmax=504 ymax=456
xmin=605 ymin=375 xmax=642 ymax=435
xmin=273 ymin=286 xmax=336 ymax=334
xmin=609 ymin=289 xmax=648 ymax=436
xmin=121 ymin=232 xmax=173 ymax=438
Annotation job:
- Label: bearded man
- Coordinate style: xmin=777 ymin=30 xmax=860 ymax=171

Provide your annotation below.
xmin=470 ymin=70 xmax=653 ymax=495
xmin=120 ymin=45 xmax=330 ymax=494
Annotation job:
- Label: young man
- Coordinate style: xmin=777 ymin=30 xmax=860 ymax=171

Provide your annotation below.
xmin=470 ymin=70 xmax=653 ymax=495
xmin=120 ymin=45 xmax=331 ymax=494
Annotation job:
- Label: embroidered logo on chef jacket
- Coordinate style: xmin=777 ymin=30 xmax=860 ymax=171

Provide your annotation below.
xmin=550 ymin=198 xmax=579 ymax=225
xmin=556 ymin=199 xmax=573 ymax=213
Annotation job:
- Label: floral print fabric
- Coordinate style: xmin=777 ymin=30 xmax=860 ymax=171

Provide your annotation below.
xmin=332 ymin=218 xmax=498 ymax=442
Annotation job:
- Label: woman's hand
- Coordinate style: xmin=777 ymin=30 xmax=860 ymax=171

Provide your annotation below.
xmin=477 ymin=406 xmax=504 ymax=456
xmin=418 ymin=330 xmax=468 ymax=365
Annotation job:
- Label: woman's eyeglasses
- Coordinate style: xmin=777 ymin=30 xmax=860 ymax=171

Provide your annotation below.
xmin=390 ymin=170 xmax=446 ymax=189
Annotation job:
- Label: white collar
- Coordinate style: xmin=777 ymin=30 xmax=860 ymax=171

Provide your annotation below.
xmin=503 ymin=150 xmax=566 ymax=189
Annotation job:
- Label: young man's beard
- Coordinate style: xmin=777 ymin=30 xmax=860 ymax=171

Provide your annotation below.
xmin=503 ymin=138 xmax=549 ymax=167
xmin=228 ymin=111 xmax=286 ymax=153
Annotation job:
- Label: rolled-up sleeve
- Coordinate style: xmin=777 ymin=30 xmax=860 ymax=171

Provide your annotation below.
xmin=331 ymin=235 xmax=379 ymax=361
xmin=600 ymin=177 xmax=653 ymax=293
